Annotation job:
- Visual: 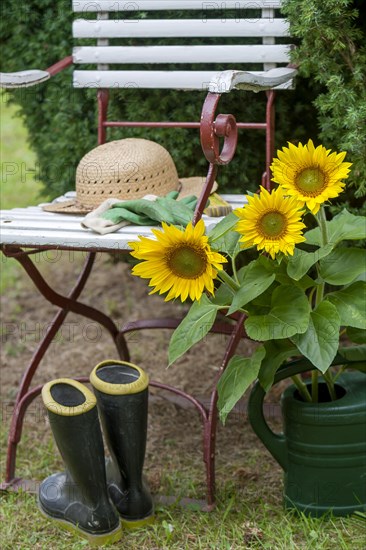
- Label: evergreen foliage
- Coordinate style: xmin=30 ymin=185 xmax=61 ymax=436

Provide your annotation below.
xmin=283 ymin=0 xmax=366 ymax=203
xmin=1 ymin=1 xmax=364 ymax=206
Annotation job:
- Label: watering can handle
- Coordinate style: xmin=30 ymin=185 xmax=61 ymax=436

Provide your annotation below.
xmin=247 ymin=358 xmax=316 ymax=472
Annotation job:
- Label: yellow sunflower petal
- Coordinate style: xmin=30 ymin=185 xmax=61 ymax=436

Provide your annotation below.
xmin=235 ymin=186 xmax=306 ymax=258
xmin=271 ymin=140 xmax=351 ymax=213
xmin=129 ymin=221 xmax=226 ymax=302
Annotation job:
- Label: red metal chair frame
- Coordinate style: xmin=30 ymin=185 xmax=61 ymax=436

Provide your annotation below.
xmin=1 ymin=55 xmax=276 ymax=509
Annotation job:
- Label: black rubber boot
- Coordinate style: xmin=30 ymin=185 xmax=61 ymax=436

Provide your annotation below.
xmin=90 ymin=360 xmax=154 ymax=528
xmin=38 ymin=378 xmax=122 ymax=546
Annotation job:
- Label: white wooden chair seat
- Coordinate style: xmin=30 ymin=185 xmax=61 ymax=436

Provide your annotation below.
xmin=0 ymin=193 xmax=245 ymax=251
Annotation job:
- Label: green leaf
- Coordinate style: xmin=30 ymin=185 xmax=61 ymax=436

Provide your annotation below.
xmin=305 ymin=210 xmax=366 ymax=247
xmin=274 ymin=257 xmax=315 ymax=290
xmin=319 ymin=248 xmax=366 ymax=285
xmin=228 ymin=259 xmax=276 ymax=314
xmin=245 ymin=285 xmax=310 ymax=341
xmin=292 ymin=274 xmax=316 ymax=291
xmin=326 ymin=281 xmax=366 ymax=329
xmin=347 ymin=327 xmax=366 ymax=344
xmin=344 ymin=364 xmax=366 ymax=373
xmin=217 ymin=346 xmax=266 ymax=424
xmin=168 ymin=295 xmax=221 ymax=365
xmin=245 ymin=281 xmax=279 ymax=316
xmin=291 ymin=301 xmax=341 ymax=373
xmin=211 ymin=281 xmax=234 ymax=307
xmin=338 ymin=344 xmax=366 ymax=363
xmin=208 ymin=212 xmax=240 ymax=255
xmin=287 ymin=244 xmax=334 ymax=280
xmin=258 ymin=339 xmax=298 ymax=391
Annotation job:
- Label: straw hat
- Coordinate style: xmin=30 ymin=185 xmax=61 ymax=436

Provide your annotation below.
xmin=43 ymin=138 xmax=217 ymax=215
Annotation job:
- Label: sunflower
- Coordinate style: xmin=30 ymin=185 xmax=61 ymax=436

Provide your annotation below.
xmin=234 ymin=186 xmax=306 ymax=259
xmin=270 ymin=139 xmax=352 ymax=214
xmin=128 ymin=220 xmax=227 ymax=302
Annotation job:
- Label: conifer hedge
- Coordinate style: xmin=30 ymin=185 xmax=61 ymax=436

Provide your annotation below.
xmin=1 ymin=0 xmax=364 ymax=207
xmin=283 ymin=0 xmax=366 ymax=207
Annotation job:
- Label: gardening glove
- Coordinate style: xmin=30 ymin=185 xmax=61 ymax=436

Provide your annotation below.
xmin=81 ymin=192 xmax=198 ymax=235
xmin=81 ymin=198 xmax=132 ymax=234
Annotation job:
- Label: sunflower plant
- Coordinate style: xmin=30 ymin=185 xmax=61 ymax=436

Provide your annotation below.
xmin=129 ymin=140 xmax=366 ymax=419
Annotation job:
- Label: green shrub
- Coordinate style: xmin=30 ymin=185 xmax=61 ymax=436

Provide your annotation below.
xmin=283 ymin=0 xmax=366 ymax=206
xmin=1 ymin=1 xmax=364 ymax=206
xmin=0 ymin=1 xmax=316 ymax=198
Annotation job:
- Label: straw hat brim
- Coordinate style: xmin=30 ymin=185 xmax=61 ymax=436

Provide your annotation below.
xmin=42 ymin=177 xmax=218 ymax=215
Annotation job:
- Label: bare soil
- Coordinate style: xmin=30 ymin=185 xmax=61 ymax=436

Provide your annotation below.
xmin=0 ymin=252 xmax=285 ymax=503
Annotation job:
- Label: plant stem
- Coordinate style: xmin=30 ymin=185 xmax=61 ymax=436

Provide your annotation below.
xmin=218 ymin=269 xmax=240 ymax=292
xmin=315 ymin=206 xmax=329 ymax=307
xmin=333 ymin=365 xmax=346 ymax=382
xmin=313 ymin=207 xmax=332 ymax=402
xmin=316 ymin=206 xmax=329 ymax=247
xmin=231 ymin=255 xmax=239 ymax=285
xmin=291 ymin=375 xmax=312 ymax=402
xmin=312 ymin=370 xmax=319 ymax=402
xmin=308 ymin=286 xmax=317 ymax=308
xmin=322 ymin=370 xmax=337 ymax=400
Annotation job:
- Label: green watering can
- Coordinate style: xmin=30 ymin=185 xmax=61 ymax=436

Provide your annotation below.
xmin=248 ymin=358 xmax=366 ymax=517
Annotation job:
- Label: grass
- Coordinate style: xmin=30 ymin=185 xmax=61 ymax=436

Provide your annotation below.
xmin=0 ymin=92 xmax=43 ymax=210
xmin=1 ymin=97 xmax=365 ymax=549
xmin=0 ymin=93 xmax=44 ymax=293
xmin=1 ymin=399 xmax=365 ymax=549
xmin=2 ymin=491 xmax=364 ymax=550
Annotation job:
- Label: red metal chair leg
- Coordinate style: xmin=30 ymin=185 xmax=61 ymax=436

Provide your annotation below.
xmin=203 ymin=395 xmax=219 ymax=510
xmin=1 ymin=248 xmax=130 ymax=489
xmin=121 ymin=314 xmax=245 ymax=507
xmin=3 ymin=247 xmax=130 ymax=360
xmin=203 ymin=313 xmax=246 ymax=507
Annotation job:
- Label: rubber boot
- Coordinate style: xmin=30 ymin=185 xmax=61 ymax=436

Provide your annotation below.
xmin=90 ymin=360 xmax=154 ymax=528
xmin=38 ymin=378 xmax=122 ymax=546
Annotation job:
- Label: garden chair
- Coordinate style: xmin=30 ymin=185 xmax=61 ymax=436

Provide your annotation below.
xmin=0 ymin=0 xmax=296 ymax=508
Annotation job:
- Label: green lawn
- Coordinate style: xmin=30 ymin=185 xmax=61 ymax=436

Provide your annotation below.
xmin=0 ymin=93 xmax=44 ymax=292
xmin=1 ymin=422 xmax=365 ymax=550
xmin=0 ymin=92 xmax=43 ymax=209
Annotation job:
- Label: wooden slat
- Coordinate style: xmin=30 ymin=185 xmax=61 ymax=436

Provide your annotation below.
xmin=1 ymin=218 xmax=152 ymax=235
xmin=0 ymin=195 xmax=246 ymax=250
xmin=73 ymin=45 xmax=291 ymax=64
xmin=73 ymin=70 xmax=222 ymax=89
xmin=72 ymin=69 xmax=293 ymax=90
xmin=1 ymin=211 xmax=83 ymax=223
xmin=73 ymin=18 xmax=290 ymax=39
xmin=0 ymin=227 xmax=144 ymax=250
xmin=72 ymin=1 xmax=283 ymax=13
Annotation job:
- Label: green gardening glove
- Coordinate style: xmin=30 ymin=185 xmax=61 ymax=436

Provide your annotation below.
xmin=101 ymin=191 xmax=199 ymax=227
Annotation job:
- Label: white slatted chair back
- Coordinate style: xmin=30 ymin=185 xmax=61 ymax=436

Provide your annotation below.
xmin=71 ymin=0 xmax=294 ymax=92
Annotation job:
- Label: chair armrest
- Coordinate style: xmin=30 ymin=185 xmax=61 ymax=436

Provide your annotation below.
xmin=0 ymin=69 xmax=51 ymax=88
xmin=0 ymin=56 xmax=73 ymax=89
xmin=209 ymin=67 xmax=297 ymax=93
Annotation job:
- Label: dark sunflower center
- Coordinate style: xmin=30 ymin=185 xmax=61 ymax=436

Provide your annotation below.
xmin=295 ymin=168 xmax=325 ymax=196
xmin=167 ymin=246 xmax=207 ymax=279
xmin=258 ymin=211 xmax=287 ymax=238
